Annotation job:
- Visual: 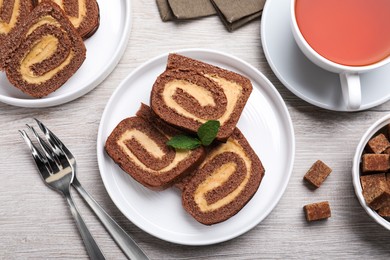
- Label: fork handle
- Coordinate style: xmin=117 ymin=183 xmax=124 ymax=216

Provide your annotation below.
xmin=64 ymin=190 xmax=106 ymax=260
xmin=72 ymin=178 xmax=149 ymax=260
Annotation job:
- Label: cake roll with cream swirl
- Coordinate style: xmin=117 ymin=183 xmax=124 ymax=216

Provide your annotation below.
xmin=0 ymin=1 xmax=86 ymax=97
xmin=36 ymin=0 xmax=100 ymax=39
xmin=180 ymin=128 xmax=265 ymax=225
xmin=105 ymin=104 xmax=206 ymax=190
xmin=150 ymin=54 xmax=253 ymax=142
xmin=0 ymin=0 xmax=34 ymax=48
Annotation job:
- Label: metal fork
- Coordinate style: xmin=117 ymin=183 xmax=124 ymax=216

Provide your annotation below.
xmin=33 ymin=119 xmax=149 ymax=260
xmin=19 ymin=125 xmax=106 ymax=260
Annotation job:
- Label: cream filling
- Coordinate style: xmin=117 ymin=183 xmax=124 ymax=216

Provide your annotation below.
xmin=207 ymin=75 xmax=242 ymax=124
xmin=117 ymin=129 xmax=192 ymax=174
xmin=41 ymin=0 xmax=87 ymax=28
xmin=119 ymin=129 xmax=165 ymax=158
xmin=20 ymin=35 xmax=74 ymax=84
xmin=0 ymin=0 xmax=20 ymax=34
xmin=162 ymin=75 xmax=242 ymax=124
xmin=26 ymin=16 xmax=60 ymax=36
xmin=164 ymin=79 xmax=216 ymax=107
xmin=194 ymin=138 xmax=252 ymax=212
xmin=68 ymin=0 xmax=87 ymax=28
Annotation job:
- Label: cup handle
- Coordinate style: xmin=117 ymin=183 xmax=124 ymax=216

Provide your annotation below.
xmin=339 ymin=72 xmax=361 ymax=110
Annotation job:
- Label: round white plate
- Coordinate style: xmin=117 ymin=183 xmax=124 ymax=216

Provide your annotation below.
xmin=97 ymin=49 xmax=295 ymax=245
xmin=261 ymin=0 xmax=390 ymax=111
xmin=0 ymin=0 xmax=131 ymax=108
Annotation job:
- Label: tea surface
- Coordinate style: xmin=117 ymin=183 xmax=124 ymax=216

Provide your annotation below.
xmin=295 ymin=0 xmax=390 ymax=66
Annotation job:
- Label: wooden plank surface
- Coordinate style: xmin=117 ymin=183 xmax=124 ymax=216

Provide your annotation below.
xmin=1 ymin=1 xmax=390 ymax=259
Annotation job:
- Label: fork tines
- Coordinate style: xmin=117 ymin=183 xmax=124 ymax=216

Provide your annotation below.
xmin=19 ymin=120 xmax=71 ymax=181
xmin=19 ymin=128 xmax=51 ymax=179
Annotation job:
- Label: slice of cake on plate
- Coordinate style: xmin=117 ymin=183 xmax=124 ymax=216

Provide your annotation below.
xmin=179 ymin=128 xmax=265 ymax=225
xmin=0 ymin=1 xmax=86 ymax=98
xmin=105 ymin=104 xmax=206 ymax=190
xmin=0 ymin=0 xmax=34 ymax=49
xmin=36 ymin=0 xmax=100 ymax=39
xmin=150 ymin=53 xmax=253 ymax=142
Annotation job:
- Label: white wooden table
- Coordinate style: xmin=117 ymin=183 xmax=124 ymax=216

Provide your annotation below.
xmin=1 ymin=1 xmax=390 ymax=259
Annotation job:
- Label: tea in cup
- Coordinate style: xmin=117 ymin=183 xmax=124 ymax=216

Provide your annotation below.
xmin=290 ymin=0 xmax=390 ymax=110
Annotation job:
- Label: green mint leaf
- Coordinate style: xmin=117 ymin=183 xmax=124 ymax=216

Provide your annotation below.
xmin=197 ymin=120 xmax=220 ymax=146
xmin=166 ymin=135 xmax=201 ymax=150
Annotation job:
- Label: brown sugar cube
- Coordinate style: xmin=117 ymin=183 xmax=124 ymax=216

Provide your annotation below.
xmin=380 ymin=173 xmax=390 ymax=209
xmin=303 ymin=160 xmax=332 ymax=188
xmin=378 ymin=171 xmax=390 ymax=216
xmin=360 ymin=173 xmax=386 ymax=190
xmin=367 ymin=133 xmax=390 ymax=154
xmin=361 ymin=154 xmax=390 ymax=172
xmin=378 ymin=206 xmax=390 ymax=218
xmin=303 ymin=201 xmax=331 ymax=222
xmin=360 ymin=174 xmax=390 ymax=210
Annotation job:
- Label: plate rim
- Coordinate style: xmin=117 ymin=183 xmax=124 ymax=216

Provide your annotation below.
xmin=0 ymin=0 xmax=132 ymax=108
xmin=260 ymin=0 xmax=390 ymax=112
xmin=96 ymin=48 xmax=296 ymax=245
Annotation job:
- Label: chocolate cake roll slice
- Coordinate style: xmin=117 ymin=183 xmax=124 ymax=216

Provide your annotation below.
xmin=181 ymin=128 xmax=265 ymax=225
xmin=105 ymin=104 xmax=206 ymax=190
xmin=0 ymin=0 xmax=34 ymax=50
xmin=37 ymin=0 xmax=100 ymax=39
xmin=150 ymin=53 xmax=253 ymax=142
xmin=0 ymin=1 xmax=86 ymax=97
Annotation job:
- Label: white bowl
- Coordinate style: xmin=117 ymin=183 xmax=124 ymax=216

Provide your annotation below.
xmin=352 ymin=113 xmax=390 ymax=230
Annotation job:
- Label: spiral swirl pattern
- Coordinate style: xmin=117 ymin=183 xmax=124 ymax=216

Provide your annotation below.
xmin=1 ymin=2 xmax=86 ymax=97
xmin=0 ymin=0 xmax=33 ymax=44
xmin=151 ymin=54 xmax=253 ymax=141
xmin=105 ymin=105 xmax=206 ymax=190
xmin=37 ymin=0 xmax=99 ymax=39
xmin=182 ymin=128 xmax=264 ymax=225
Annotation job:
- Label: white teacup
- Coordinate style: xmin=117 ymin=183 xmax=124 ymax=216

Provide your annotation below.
xmin=290 ymin=0 xmax=390 ymax=110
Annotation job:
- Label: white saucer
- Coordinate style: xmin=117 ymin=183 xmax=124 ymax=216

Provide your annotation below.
xmin=261 ymin=0 xmax=390 ymax=111
xmin=0 ymin=0 xmax=131 ymax=108
xmin=97 ymin=49 xmax=295 ymax=245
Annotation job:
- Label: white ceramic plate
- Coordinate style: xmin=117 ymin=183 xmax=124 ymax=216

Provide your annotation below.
xmin=0 ymin=0 xmax=131 ymax=108
xmin=97 ymin=49 xmax=295 ymax=245
xmin=261 ymin=0 xmax=390 ymax=111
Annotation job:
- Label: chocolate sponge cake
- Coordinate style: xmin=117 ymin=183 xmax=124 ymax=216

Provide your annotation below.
xmin=36 ymin=0 xmax=100 ymax=39
xmin=0 ymin=0 xmax=34 ymax=49
xmin=105 ymin=104 xmax=206 ymax=190
xmin=150 ymin=53 xmax=253 ymax=142
xmin=0 ymin=1 xmax=86 ymax=97
xmin=181 ymin=128 xmax=265 ymax=225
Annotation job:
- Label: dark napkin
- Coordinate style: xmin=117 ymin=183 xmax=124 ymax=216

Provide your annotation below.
xmin=211 ymin=0 xmax=266 ymax=31
xmin=156 ymin=0 xmax=216 ymax=21
xmin=156 ymin=0 xmax=175 ymax=21
xmin=168 ymin=0 xmax=216 ymax=19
